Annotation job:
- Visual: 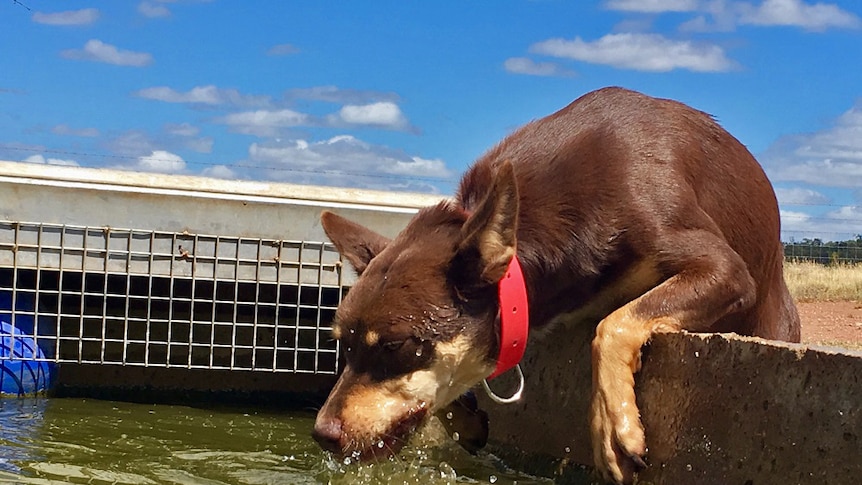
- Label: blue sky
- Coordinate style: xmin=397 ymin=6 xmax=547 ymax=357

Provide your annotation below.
xmin=1 ymin=0 xmax=861 ymax=241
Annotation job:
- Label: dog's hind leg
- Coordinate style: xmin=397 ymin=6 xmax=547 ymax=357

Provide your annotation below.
xmin=589 ymin=230 xmax=757 ymax=484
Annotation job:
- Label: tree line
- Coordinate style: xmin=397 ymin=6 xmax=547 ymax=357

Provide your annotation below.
xmin=784 ymin=236 xmax=862 ymax=265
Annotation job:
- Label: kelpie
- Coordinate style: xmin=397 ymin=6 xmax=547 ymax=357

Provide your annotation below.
xmin=312 ymin=87 xmax=800 ymax=484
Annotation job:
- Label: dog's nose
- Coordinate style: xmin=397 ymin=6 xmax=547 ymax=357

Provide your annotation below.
xmin=312 ymin=416 xmax=343 ymax=453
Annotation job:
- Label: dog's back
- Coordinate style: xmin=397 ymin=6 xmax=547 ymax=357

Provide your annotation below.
xmin=458 ymin=87 xmax=799 ymax=341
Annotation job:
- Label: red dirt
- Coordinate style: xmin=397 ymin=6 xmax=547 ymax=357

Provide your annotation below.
xmin=797 ymin=301 xmax=862 ymax=349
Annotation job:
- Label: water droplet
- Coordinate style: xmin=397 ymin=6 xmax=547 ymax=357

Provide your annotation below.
xmin=439 ymin=461 xmax=457 ymax=479
xmin=445 ymin=411 xmax=454 ymax=420
xmin=686 ymin=464 xmax=692 ymax=471
xmin=343 ymin=457 xmax=352 ymax=465
xmin=452 ymin=431 xmax=460 ymax=441
xmin=377 ymin=440 xmax=385 ymax=448
xmin=489 ymin=475 xmax=498 ymax=483
xmin=564 ymin=446 xmax=571 ymax=453
xmin=694 ymin=351 xmax=700 ymax=358
xmin=415 ymin=347 xmax=423 ymax=357
xmin=349 ymin=328 xmax=355 ymax=334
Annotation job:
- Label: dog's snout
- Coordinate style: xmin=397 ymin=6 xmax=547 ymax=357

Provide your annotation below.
xmin=312 ymin=416 xmax=344 ymax=453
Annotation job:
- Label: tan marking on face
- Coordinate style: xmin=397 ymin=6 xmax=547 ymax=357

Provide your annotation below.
xmin=334 ymin=334 xmax=493 ymax=442
xmin=364 ymin=330 xmax=380 ymax=347
xmin=398 ymin=334 xmax=494 ymax=412
xmin=341 ymin=384 xmax=417 ymax=438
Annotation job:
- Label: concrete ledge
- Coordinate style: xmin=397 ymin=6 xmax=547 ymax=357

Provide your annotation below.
xmin=477 ymin=327 xmax=862 ymax=484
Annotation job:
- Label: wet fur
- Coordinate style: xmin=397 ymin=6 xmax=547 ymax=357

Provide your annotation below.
xmin=312 ymin=87 xmax=800 ymax=484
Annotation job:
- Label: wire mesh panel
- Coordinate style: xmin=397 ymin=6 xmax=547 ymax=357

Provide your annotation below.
xmin=0 ymin=220 xmax=344 ymax=375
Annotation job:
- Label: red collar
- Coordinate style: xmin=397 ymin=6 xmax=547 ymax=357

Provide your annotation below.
xmin=487 ymin=255 xmax=529 ymax=379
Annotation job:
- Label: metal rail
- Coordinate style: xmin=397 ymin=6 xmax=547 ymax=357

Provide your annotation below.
xmin=0 ymin=220 xmax=344 ymax=375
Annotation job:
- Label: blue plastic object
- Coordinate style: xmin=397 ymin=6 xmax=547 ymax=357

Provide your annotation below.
xmin=1 ymin=320 xmax=53 ymax=396
xmin=1 ymin=291 xmax=55 ymax=396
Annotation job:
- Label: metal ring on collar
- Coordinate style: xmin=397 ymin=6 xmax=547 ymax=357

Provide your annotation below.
xmin=481 ymin=363 xmax=525 ymax=404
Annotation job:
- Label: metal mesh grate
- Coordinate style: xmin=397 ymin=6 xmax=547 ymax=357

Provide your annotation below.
xmin=0 ymin=220 xmax=344 ymax=374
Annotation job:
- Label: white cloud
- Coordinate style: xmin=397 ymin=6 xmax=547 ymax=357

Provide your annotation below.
xmin=138 ymin=1 xmax=171 ymax=18
xmin=217 ymin=109 xmax=310 ymax=136
xmin=679 ymin=13 xmax=738 ymax=32
xmin=336 ymin=102 xmax=409 ymax=129
xmin=738 ymin=0 xmax=861 ymax=31
xmin=243 ymin=135 xmax=453 ymax=192
xmin=529 ymin=33 xmax=736 ymax=72
xmin=164 ymin=122 xmax=200 ymax=137
xmin=61 ymin=40 xmax=153 ymax=67
xmin=164 ymin=123 xmax=212 ymax=153
xmin=105 ymin=131 xmax=158 ymax=157
xmin=503 ymin=57 xmax=576 ymax=77
xmin=22 ymin=154 xmax=79 ymax=166
xmin=184 ymin=137 xmax=214 ymax=153
xmin=134 ymin=85 xmax=270 ymax=107
xmin=201 ymin=164 xmax=237 ymax=179
xmin=135 ymin=150 xmax=186 ymax=173
xmin=604 ymin=0 xmax=700 ymax=13
xmin=781 ymin=207 xmax=862 ymax=241
xmin=106 ymin=127 xmax=211 ymax=157
xmin=52 ymin=124 xmax=99 ymax=137
xmin=774 ymin=187 xmax=830 ymax=206
xmin=678 ymin=0 xmax=861 ymax=32
xmin=283 ymin=86 xmax=400 ymax=105
xmin=32 ymin=8 xmax=99 ymax=26
xmin=267 ymin=44 xmax=301 ymax=56
xmin=144 ymin=90 xmax=414 ymax=136
xmin=136 ymin=0 xmax=214 ymax=18
xmin=762 ymin=101 xmax=862 ymax=188
xmin=389 ymin=156 xmax=451 ymax=177
xmin=135 ymin=85 xmax=402 ymax=115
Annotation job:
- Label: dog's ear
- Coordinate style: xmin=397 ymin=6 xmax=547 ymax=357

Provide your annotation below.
xmin=321 ymin=211 xmax=391 ymax=275
xmin=457 ymin=160 xmax=519 ymax=285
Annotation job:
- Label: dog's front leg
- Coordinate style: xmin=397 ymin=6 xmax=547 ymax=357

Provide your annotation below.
xmin=590 ymin=244 xmax=756 ymax=484
xmin=590 ymin=304 xmax=679 ymax=484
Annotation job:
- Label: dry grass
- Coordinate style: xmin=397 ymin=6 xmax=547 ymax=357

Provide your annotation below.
xmin=784 ymin=261 xmax=862 ymax=302
xmin=811 ymin=340 xmax=862 ymax=352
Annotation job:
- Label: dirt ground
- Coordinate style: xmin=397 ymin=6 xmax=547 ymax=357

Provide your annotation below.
xmin=797 ymin=300 xmax=862 ymax=350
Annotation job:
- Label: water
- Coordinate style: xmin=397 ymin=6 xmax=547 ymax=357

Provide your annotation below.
xmin=0 ymin=398 xmax=553 ymax=484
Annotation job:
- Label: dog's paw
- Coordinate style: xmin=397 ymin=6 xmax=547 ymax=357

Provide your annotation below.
xmin=590 ymin=392 xmax=647 ymax=484
xmin=435 ymin=391 xmax=489 ymax=454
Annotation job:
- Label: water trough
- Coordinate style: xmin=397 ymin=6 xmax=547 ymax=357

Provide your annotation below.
xmin=479 ymin=320 xmax=861 ymax=484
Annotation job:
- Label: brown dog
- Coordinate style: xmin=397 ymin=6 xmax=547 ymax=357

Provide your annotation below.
xmin=312 ymin=87 xmax=800 ymax=484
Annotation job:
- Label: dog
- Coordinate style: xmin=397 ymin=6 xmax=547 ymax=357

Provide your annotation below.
xmin=311 ymin=87 xmax=800 ymax=484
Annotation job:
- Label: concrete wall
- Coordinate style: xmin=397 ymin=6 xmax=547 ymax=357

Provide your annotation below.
xmin=478 ymin=326 xmax=862 ymax=485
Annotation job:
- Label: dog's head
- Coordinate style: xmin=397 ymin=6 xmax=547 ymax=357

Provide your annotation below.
xmin=312 ymin=162 xmax=519 ymax=460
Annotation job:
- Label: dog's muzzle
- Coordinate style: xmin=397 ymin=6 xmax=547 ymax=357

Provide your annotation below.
xmin=312 ymin=404 xmax=429 ymax=460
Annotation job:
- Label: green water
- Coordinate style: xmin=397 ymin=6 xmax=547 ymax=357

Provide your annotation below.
xmin=0 ymin=398 xmax=556 ymax=485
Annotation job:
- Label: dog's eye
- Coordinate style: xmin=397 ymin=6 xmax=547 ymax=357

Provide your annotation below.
xmin=382 ymin=340 xmax=405 ymax=351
